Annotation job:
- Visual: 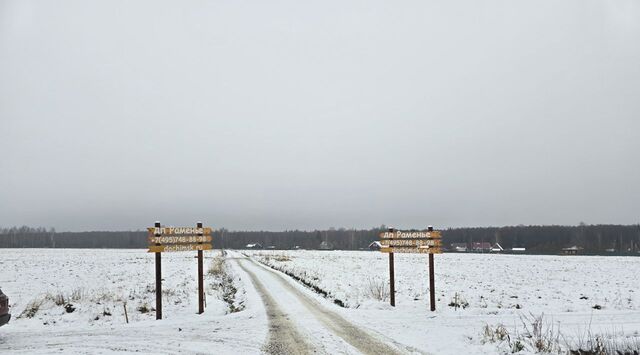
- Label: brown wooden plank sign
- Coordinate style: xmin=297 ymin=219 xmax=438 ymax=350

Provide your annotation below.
xmin=148 ymin=244 xmax=213 ymax=253
xmin=380 ymin=239 xmax=442 ymax=247
xmin=380 ymin=226 xmax=440 ymax=311
xmin=379 ymin=231 xmax=443 ymax=255
xmin=147 ymin=227 xmax=213 ymax=253
xmin=148 ymin=235 xmax=213 ymax=245
xmin=147 ymin=227 xmax=213 ymax=236
xmin=379 ymin=247 xmax=442 ymax=254
xmin=149 ymin=222 xmax=213 ymax=319
xmin=380 ymin=230 xmax=442 ymax=240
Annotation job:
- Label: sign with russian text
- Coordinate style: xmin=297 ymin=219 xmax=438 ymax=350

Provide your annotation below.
xmin=379 ymin=229 xmax=442 ymax=254
xmin=148 ymin=235 xmax=212 ymax=244
xmin=147 ymin=227 xmax=212 ymax=236
xmin=380 ymin=226 xmax=440 ymax=311
xmin=379 ymin=230 xmax=441 ymax=239
xmin=380 ymin=239 xmax=442 ymax=247
xmin=147 ymin=226 xmax=213 ymax=253
xmin=148 ymin=244 xmax=213 ymax=253
xmin=380 ymin=247 xmax=442 ymax=254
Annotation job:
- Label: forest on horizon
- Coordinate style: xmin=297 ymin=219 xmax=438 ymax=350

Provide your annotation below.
xmin=1 ymin=224 xmax=639 ymax=255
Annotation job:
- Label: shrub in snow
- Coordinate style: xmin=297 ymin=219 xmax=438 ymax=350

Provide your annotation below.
xmin=71 ymin=288 xmax=85 ymax=301
xmin=137 ymin=303 xmax=150 ymax=314
xmin=481 ymin=323 xmax=524 ymax=353
xmin=271 ymin=254 xmax=292 ymax=262
xmin=18 ymin=299 xmax=44 ymax=319
xmin=486 ymin=313 xmax=640 ymax=354
xmin=208 ymin=257 xmax=225 ymax=277
xmin=566 ymin=327 xmax=640 ymax=355
xmin=208 ymin=255 xmax=246 ymax=313
xmin=365 ymin=277 xmax=389 ymax=302
xmin=448 ymin=293 xmax=469 ymax=310
xmin=482 ymin=323 xmax=509 ymax=343
xmin=53 ymin=293 xmax=66 ymax=306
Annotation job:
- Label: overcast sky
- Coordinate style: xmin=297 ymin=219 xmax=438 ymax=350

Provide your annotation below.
xmin=1 ymin=0 xmax=639 ymax=232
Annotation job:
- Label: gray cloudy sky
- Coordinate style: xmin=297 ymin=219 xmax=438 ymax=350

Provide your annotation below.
xmin=1 ymin=0 xmax=639 ymax=232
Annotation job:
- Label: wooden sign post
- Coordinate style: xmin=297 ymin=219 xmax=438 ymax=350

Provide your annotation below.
xmin=428 ymin=229 xmax=436 ymax=311
xmin=154 ymin=221 xmax=162 ymax=320
xmin=389 ymin=245 xmax=395 ymax=307
xmin=379 ymin=226 xmax=442 ymax=311
xmin=197 ymin=222 xmax=204 ymax=315
xmin=148 ymin=222 xmax=213 ymax=319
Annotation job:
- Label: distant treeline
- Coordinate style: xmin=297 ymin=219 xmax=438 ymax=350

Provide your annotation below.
xmin=1 ymin=224 xmax=639 ymax=254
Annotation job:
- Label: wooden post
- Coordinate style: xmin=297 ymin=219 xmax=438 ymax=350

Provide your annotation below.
xmin=389 ymin=252 xmax=395 ymax=307
xmin=123 ymin=302 xmax=129 ymax=324
xmin=197 ymin=222 xmax=204 ymax=314
xmin=428 ymin=226 xmax=436 ymax=311
xmin=154 ymin=221 xmax=162 ymax=320
xmin=428 ymin=253 xmax=435 ymax=311
xmin=388 ymin=228 xmax=395 ymax=307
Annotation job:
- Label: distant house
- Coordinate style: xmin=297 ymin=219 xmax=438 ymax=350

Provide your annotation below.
xmin=490 ymin=243 xmax=504 ymax=252
xmin=511 ymin=247 xmax=526 ymax=253
xmin=319 ymin=241 xmax=334 ymax=250
xmin=472 ymin=242 xmax=492 ymax=252
xmin=451 ymin=243 xmax=468 ymax=252
xmin=368 ymin=241 xmax=382 ymax=251
xmin=605 ymin=248 xmax=615 ymax=253
xmin=266 ymin=245 xmax=276 ymax=250
xmin=562 ymin=246 xmax=583 ymax=255
xmin=293 ymin=245 xmax=301 ymax=250
xmin=246 ymin=243 xmax=263 ymax=249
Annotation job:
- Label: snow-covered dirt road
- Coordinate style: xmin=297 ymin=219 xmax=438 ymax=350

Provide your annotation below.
xmin=233 ymin=255 xmax=413 ymax=355
xmin=235 ymin=257 xmax=315 ymax=354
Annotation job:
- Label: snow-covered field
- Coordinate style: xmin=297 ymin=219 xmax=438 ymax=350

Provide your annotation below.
xmin=1 ymin=249 xmax=237 ymax=325
xmin=1 ymin=249 xmax=639 ymax=354
xmin=0 ymin=249 xmax=265 ymax=354
xmin=248 ymin=251 xmax=640 ymax=313
xmin=247 ymin=250 xmax=640 ymax=353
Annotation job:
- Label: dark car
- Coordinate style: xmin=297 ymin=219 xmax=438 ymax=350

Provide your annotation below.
xmin=0 ymin=288 xmax=10 ymax=327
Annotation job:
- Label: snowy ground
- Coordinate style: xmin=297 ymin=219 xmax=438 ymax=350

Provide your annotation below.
xmin=247 ymin=250 xmax=640 ymax=353
xmin=247 ymin=251 xmax=640 ymax=313
xmin=1 ymin=249 xmax=639 ymax=354
xmin=0 ymin=249 xmax=266 ymax=354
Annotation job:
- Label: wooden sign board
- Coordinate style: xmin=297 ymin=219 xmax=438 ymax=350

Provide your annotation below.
xmin=380 ymin=247 xmax=443 ymax=254
xmin=148 ymin=244 xmax=212 ymax=253
xmin=380 ymin=239 xmax=442 ymax=247
xmin=379 ymin=230 xmax=441 ymax=239
xmin=380 ymin=226 xmax=440 ymax=311
xmin=147 ymin=227 xmax=213 ymax=236
xmin=148 ymin=235 xmax=212 ymax=245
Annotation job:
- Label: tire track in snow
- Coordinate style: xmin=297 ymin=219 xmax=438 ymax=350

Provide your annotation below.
xmin=240 ymin=256 xmax=410 ymax=355
xmin=236 ymin=259 xmax=318 ymax=355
